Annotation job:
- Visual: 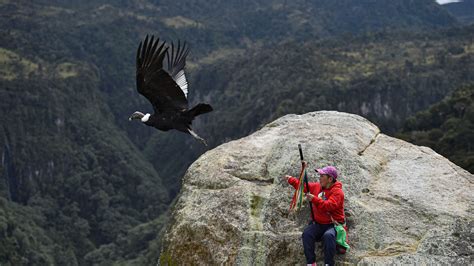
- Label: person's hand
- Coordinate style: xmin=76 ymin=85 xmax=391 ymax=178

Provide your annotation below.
xmin=306 ymin=193 xmax=314 ymax=201
xmin=284 ymin=175 xmax=292 ymax=182
xmin=302 ymin=161 xmax=308 ymax=168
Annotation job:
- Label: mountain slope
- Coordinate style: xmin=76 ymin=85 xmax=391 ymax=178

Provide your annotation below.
xmin=398 ymin=84 xmax=474 ymax=172
xmin=443 ymin=0 xmax=474 ymax=24
xmin=0 ymin=57 xmax=169 ymax=263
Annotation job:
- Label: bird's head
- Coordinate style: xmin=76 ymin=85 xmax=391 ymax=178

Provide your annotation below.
xmin=129 ymin=111 xmax=145 ymax=121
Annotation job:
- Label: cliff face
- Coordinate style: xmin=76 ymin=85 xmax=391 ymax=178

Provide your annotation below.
xmin=160 ymin=111 xmax=473 ymax=265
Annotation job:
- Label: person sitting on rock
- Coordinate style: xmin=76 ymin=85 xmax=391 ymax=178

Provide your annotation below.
xmin=285 ymin=164 xmax=345 ymax=266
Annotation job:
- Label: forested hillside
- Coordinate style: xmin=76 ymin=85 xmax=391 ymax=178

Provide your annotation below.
xmin=398 ymin=84 xmax=474 ymax=172
xmin=0 ymin=58 xmax=170 ymax=264
xmin=193 ymin=27 xmax=474 ymax=141
xmin=1 ymin=0 xmax=472 ymax=264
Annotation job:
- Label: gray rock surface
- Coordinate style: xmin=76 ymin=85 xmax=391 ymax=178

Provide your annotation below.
xmin=160 ymin=111 xmax=473 ymax=265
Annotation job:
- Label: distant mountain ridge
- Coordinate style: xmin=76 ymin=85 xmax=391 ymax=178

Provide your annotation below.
xmin=443 ymin=0 xmax=474 ymax=24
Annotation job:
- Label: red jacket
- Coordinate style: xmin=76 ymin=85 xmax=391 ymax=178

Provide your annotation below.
xmin=288 ymin=177 xmax=345 ymax=224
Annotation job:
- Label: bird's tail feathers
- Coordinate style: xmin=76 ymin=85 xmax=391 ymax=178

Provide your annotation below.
xmin=187 ymin=103 xmax=213 ymax=118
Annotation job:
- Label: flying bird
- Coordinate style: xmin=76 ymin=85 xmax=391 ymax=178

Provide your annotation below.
xmin=129 ymin=35 xmax=213 ymax=145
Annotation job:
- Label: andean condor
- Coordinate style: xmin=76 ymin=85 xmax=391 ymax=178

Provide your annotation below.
xmin=129 ymin=35 xmax=213 ymax=145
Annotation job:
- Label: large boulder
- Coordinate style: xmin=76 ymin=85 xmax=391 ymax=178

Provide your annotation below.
xmin=160 ymin=111 xmax=473 ymax=265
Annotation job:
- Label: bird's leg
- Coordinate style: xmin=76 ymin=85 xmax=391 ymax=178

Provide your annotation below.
xmin=188 ymin=129 xmax=208 ymax=146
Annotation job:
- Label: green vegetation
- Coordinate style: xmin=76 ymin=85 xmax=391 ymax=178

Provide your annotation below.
xmin=198 ymin=27 xmax=474 ymax=139
xmin=398 ymin=85 xmax=474 ymax=172
xmin=0 ymin=69 xmax=170 ymax=263
xmin=0 ymin=48 xmax=39 ymax=80
xmin=0 ymin=198 xmax=55 ymax=265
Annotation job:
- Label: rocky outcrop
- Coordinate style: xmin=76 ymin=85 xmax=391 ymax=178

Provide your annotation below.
xmin=160 ymin=111 xmax=473 ymax=265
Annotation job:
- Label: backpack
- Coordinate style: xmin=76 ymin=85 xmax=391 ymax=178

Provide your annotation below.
xmin=335 ymin=208 xmax=352 ymax=254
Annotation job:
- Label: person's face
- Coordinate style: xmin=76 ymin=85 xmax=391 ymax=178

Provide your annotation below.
xmin=319 ymin=174 xmax=331 ymax=187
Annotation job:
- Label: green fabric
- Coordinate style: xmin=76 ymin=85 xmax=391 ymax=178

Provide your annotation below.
xmin=334 ymin=224 xmax=350 ymax=251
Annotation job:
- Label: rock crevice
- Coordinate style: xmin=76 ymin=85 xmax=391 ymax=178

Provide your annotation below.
xmin=358 ymin=130 xmax=381 ymax=156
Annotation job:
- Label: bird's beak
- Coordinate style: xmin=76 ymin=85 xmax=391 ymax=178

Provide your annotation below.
xmin=129 ymin=111 xmax=144 ymax=121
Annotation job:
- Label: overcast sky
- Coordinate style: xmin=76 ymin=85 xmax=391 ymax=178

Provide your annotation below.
xmin=436 ymin=0 xmax=462 ymax=4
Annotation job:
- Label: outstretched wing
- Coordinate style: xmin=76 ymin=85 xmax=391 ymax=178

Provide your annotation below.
xmin=136 ymin=35 xmax=188 ymax=113
xmin=166 ymin=40 xmax=190 ymax=98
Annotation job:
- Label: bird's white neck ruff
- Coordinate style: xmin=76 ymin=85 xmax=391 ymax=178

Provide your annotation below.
xmin=141 ymin=113 xmax=151 ymax=122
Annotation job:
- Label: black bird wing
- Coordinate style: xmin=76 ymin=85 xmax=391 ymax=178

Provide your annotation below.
xmin=136 ymin=35 xmax=188 ymax=113
xmin=166 ymin=40 xmax=190 ymax=99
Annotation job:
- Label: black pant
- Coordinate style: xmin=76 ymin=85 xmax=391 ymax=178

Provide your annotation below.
xmin=302 ymin=222 xmax=336 ymax=265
